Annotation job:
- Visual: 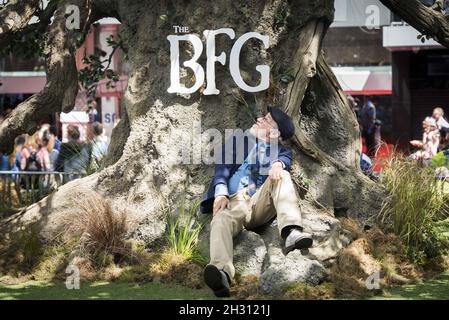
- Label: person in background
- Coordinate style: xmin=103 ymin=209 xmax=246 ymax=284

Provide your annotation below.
xmin=347 ymin=95 xmax=362 ymax=123
xmin=360 ymin=153 xmax=375 ymax=179
xmin=374 ymin=119 xmax=382 ymax=152
xmin=432 ymin=107 xmax=449 ymax=131
xmin=360 ymin=96 xmax=377 ymax=157
xmin=49 ymin=125 xmax=61 ymax=152
xmin=0 ymin=152 xmax=9 ymax=171
xmin=19 ymin=133 xmax=43 ymax=189
xmin=0 ymin=111 xmax=6 ymax=169
xmin=90 ymin=122 xmax=109 ymax=170
xmin=36 ymin=134 xmax=51 ymax=172
xmin=38 ymin=124 xmax=50 ymax=140
xmin=7 ymin=135 xmax=26 ymax=200
xmin=410 ymin=117 xmax=440 ymax=161
xmin=20 ymin=133 xmax=41 ymax=171
xmin=347 ymin=95 xmax=357 ymax=111
xmin=56 ymin=125 xmax=89 ymax=174
xmin=87 ymin=101 xmax=100 ymax=123
xmin=42 ymin=130 xmax=59 ymax=171
xmin=440 ymin=126 xmax=449 ymax=150
xmin=11 ymin=135 xmax=26 ymax=171
xmin=40 ymin=131 xmax=59 ymax=187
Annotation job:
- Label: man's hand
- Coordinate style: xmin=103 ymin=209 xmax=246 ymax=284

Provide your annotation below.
xmin=213 ymin=196 xmax=230 ymax=215
xmin=268 ymin=161 xmax=284 ymax=181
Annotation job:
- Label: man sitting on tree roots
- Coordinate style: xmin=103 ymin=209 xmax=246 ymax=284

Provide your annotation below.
xmin=200 ymin=106 xmax=313 ymax=297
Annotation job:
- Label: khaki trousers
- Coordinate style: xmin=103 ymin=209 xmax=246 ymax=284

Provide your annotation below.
xmin=209 ymin=170 xmax=302 ymax=280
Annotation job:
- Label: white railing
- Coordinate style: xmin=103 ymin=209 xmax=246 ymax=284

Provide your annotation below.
xmin=0 ymin=171 xmax=84 ymax=209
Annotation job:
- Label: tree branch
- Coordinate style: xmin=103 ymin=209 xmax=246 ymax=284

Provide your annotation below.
xmin=284 ymin=20 xmax=325 ymax=116
xmin=0 ymin=0 xmax=98 ymax=153
xmin=36 ymin=0 xmax=60 ymax=27
xmin=380 ymin=0 xmax=449 ymax=48
xmin=0 ymin=0 xmax=40 ymax=47
xmin=281 ymin=20 xmax=339 ymax=167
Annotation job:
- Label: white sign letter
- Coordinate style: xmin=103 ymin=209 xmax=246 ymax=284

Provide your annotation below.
xmin=365 ymin=271 xmax=381 ymax=290
xmin=65 ymin=264 xmax=80 ymax=290
xmin=203 ymin=28 xmax=236 ymax=95
xmin=365 ymin=5 xmax=380 ymax=30
xmin=230 ymin=32 xmax=270 ymax=93
xmin=65 ymin=5 xmax=80 ymax=30
xmin=167 ymin=34 xmax=205 ymax=94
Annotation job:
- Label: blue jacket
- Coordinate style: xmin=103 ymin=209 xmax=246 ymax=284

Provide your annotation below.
xmin=199 ymin=133 xmax=292 ymax=214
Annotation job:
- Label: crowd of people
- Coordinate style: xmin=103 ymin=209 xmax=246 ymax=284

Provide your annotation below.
xmin=347 ymin=95 xmax=449 ymax=175
xmin=0 ymin=122 xmax=109 ymax=177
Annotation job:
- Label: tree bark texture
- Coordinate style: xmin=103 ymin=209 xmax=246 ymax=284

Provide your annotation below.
xmin=1 ymin=0 xmax=388 ymax=282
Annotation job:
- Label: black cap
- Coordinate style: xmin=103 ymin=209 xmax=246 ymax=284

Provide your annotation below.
xmin=267 ymin=106 xmax=295 ymax=140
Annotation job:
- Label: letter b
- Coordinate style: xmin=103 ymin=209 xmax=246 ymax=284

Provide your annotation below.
xmin=167 ymin=35 xmax=205 ymax=94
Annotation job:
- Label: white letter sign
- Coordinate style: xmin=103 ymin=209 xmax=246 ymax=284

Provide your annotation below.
xmin=167 ymin=34 xmax=205 ymax=94
xmin=230 ymin=32 xmax=270 ymax=93
xmin=167 ymin=29 xmax=270 ymax=95
xmin=203 ymin=28 xmax=236 ymax=95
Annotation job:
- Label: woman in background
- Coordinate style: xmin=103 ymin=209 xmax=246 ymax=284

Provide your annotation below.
xmin=410 ymin=117 xmax=440 ymax=161
xmin=36 ymin=134 xmax=51 ymax=172
xmin=11 ymin=135 xmax=26 ymax=172
xmin=432 ymin=107 xmax=449 ymax=130
xmin=20 ymin=133 xmax=40 ymax=171
xmin=42 ymin=130 xmax=59 ymax=171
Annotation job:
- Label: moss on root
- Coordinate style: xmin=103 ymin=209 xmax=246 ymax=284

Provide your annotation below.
xmin=0 ymin=223 xmax=44 ymax=277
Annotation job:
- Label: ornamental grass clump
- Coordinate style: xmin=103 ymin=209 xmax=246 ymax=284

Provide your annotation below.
xmin=64 ymin=190 xmax=129 ymax=266
xmin=379 ymin=153 xmax=449 ymax=264
xmin=165 ymin=198 xmax=206 ymax=265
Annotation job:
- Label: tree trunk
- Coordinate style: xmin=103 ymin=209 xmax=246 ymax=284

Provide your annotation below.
xmin=1 ymin=0 xmax=386 ymax=288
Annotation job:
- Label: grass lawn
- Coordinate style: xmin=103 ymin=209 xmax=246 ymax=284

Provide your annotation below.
xmin=371 ymin=272 xmax=449 ymax=300
xmin=1 ymin=273 xmax=449 ymax=300
xmin=0 ymin=280 xmax=219 ymax=300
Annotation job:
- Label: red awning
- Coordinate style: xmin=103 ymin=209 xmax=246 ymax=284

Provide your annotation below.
xmin=0 ymin=74 xmax=46 ymax=94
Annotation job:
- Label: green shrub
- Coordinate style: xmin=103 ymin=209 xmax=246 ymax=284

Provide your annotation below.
xmin=379 ymin=154 xmax=449 ymax=264
xmin=165 ymin=198 xmax=206 ymax=265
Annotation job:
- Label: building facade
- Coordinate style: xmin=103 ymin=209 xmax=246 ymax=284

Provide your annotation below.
xmin=323 ymin=0 xmax=394 ymax=144
xmin=383 ymin=18 xmax=448 ymax=149
xmin=0 ymin=17 xmax=127 ymax=142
